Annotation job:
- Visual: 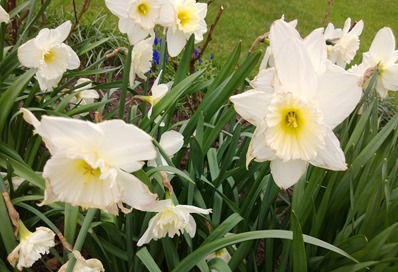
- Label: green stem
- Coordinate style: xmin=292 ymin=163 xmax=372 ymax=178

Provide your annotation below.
xmin=66 ymin=208 xmax=97 ymax=272
xmin=118 ymin=45 xmax=133 ymax=119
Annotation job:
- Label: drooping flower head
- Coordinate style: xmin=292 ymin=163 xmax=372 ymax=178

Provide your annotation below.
xmin=17 ymin=21 xmax=80 ymax=92
xmin=7 ymin=221 xmax=55 ymax=270
xmin=130 ymin=34 xmax=154 ymax=85
xmin=0 ymin=5 xmax=9 ymax=23
xmin=58 ymin=250 xmax=104 ymax=272
xmin=20 ymin=108 xmax=158 ymax=215
xmin=360 ymin=27 xmax=398 ymax=98
xmin=230 ymin=19 xmax=362 ymax=188
xmin=158 ymin=0 xmax=208 ymax=57
xmin=137 ymin=199 xmax=211 ymax=246
xmin=69 ymin=78 xmax=99 ymax=116
xmin=106 ymin=0 xmax=162 ymax=44
xmin=148 ymin=130 xmax=184 ymax=167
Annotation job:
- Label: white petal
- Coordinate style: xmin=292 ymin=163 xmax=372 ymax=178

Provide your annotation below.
xmin=247 ymin=125 xmax=276 ymax=167
xmin=176 ymin=204 xmax=212 ymax=215
xmin=187 ymin=215 xmax=197 ymax=237
xmin=137 ymin=213 xmax=160 ymax=246
xmin=17 ymin=40 xmax=42 ymax=68
xmin=54 ymin=21 xmax=72 ymax=43
xmin=33 ymin=114 xmax=103 ymax=155
xmin=159 ymin=130 xmax=184 ymax=156
xmin=0 ymin=5 xmax=9 ymax=23
xmin=80 ymin=89 xmax=99 ymax=100
xmin=20 ymin=108 xmax=41 ymax=128
xmin=309 ymin=128 xmax=347 ymax=170
xmin=119 ymin=18 xmax=151 ymax=45
xmin=157 ymin=0 xmax=177 ymax=27
xmin=66 ymin=46 xmax=80 ymax=69
xmin=118 ymin=170 xmax=158 ymax=212
xmin=167 ymin=28 xmax=187 ymax=57
xmin=315 ymin=68 xmax=362 ymax=128
xmin=381 ymin=64 xmax=398 ymax=91
xmin=97 ymin=120 xmax=156 ymax=172
xmin=369 ymin=27 xmax=396 ymax=62
xmin=274 ymin=38 xmax=318 ymax=99
xmin=105 ymin=0 xmax=129 ymax=18
xmin=250 ymin=68 xmax=275 ymax=93
xmin=229 ymin=90 xmax=273 ymax=127
xmin=269 ymin=19 xmax=300 ymax=56
xmin=270 ymin=159 xmax=308 ymax=189
xmin=350 ymin=20 xmax=364 ymax=37
xmin=304 ymin=28 xmax=327 ymax=74
xmin=41 ymin=155 xmax=122 ymax=214
xmin=37 ymin=44 xmax=70 ymax=79
xmin=36 ymin=73 xmax=62 ymax=92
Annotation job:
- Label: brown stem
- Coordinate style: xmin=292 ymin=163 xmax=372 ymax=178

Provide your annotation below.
xmin=190 ymin=5 xmax=224 ymax=73
xmin=69 ymin=0 xmax=91 ymax=34
xmin=248 ymin=31 xmax=269 ymax=53
xmin=160 ymin=171 xmax=173 ymax=195
xmin=323 ymin=0 xmax=334 ymax=28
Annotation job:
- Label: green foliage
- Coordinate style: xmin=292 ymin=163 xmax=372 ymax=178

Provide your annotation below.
xmin=1 ymin=0 xmax=398 ymax=271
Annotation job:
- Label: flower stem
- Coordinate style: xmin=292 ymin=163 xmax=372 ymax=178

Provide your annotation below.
xmin=66 ymin=208 xmax=97 ymax=272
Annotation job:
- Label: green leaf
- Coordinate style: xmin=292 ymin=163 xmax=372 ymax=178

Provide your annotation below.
xmin=136 ymin=247 xmax=162 ymax=272
xmin=172 ymin=230 xmax=358 ymax=272
xmin=0 ymin=69 xmax=36 ymax=133
xmin=174 ymin=35 xmax=195 ymax=85
xmin=291 ymin=210 xmax=307 ymax=272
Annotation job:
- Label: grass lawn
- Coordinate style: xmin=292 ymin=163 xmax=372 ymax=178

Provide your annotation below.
xmin=205 ymin=0 xmax=398 ymax=66
xmin=49 ymin=0 xmax=398 ymax=66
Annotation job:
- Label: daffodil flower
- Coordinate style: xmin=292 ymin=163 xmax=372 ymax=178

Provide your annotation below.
xmin=0 ymin=5 xmax=9 ymax=23
xmin=158 ymin=0 xmax=207 ymax=57
xmin=58 ymin=250 xmax=104 ymax=272
xmin=148 ymin=130 xmax=184 ymax=167
xmin=105 ymin=0 xmax=162 ymax=45
xmin=129 ymin=35 xmax=154 ymax=85
xmin=20 ymin=108 xmax=158 ymax=214
xmin=326 ymin=18 xmax=364 ymax=68
xmin=69 ymin=78 xmax=99 ymax=116
xmin=361 ymin=27 xmax=398 ymax=98
xmin=7 ymin=221 xmax=55 ymax=270
xmin=137 ymin=71 xmax=169 ymax=118
xmin=17 ymin=21 xmax=80 ymax=92
xmin=230 ymin=19 xmax=362 ymax=188
xmin=137 ymin=199 xmax=211 ymax=246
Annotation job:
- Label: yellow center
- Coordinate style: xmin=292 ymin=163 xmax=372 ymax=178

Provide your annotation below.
xmin=137 ymin=2 xmax=149 ymax=15
xmin=178 ymin=9 xmax=190 ymax=27
xmin=76 ymin=160 xmax=101 ymax=185
xmin=44 ymin=50 xmax=55 ymax=63
xmin=285 ymin=111 xmax=299 ymax=129
xmin=280 ymin=107 xmax=303 ymax=136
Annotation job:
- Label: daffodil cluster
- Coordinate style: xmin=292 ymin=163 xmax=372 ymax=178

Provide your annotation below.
xmin=105 ymin=0 xmax=208 ymax=57
xmin=231 ymin=17 xmax=398 ymax=189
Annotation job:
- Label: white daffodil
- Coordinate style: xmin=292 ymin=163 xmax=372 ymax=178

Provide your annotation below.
xmin=129 ymin=35 xmax=154 ymax=85
xmin=137 ymin=71 xmax=169 ymax=119
xmin=17 ymin=21 xmax=80 ymax=92
xmin=326 ymin=18 xmax=364 ymax=68
xmin=148 ymin=130 xmax=184 ymax=167
xmin=105 ymin=0 xmax=161 ymax=45
xmin=20 ymin=108 xmax=158 ymax=215
xmin=158 ymin=0 xmax=207 ymax=57
xmin=58 ymin=250 xmax=104 ymax=272
xmin=137 ymin=199 xmax=211 ymax=246
xmin=0 ymin=5 xmax=9 ymax=23
xmin=230 ymin=19 xmax=362 ymax=189
xmin=69 ymin=78 xmax=99 ymax=116
xmin=7 ymin=221 xmax=55 ymax=271
xmin=361 ymin=27 xmax=398 ymax=98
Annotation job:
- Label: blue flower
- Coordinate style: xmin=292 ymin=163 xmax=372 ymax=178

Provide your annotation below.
xmin=153 ymin=49 xmax=160 ymax=66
